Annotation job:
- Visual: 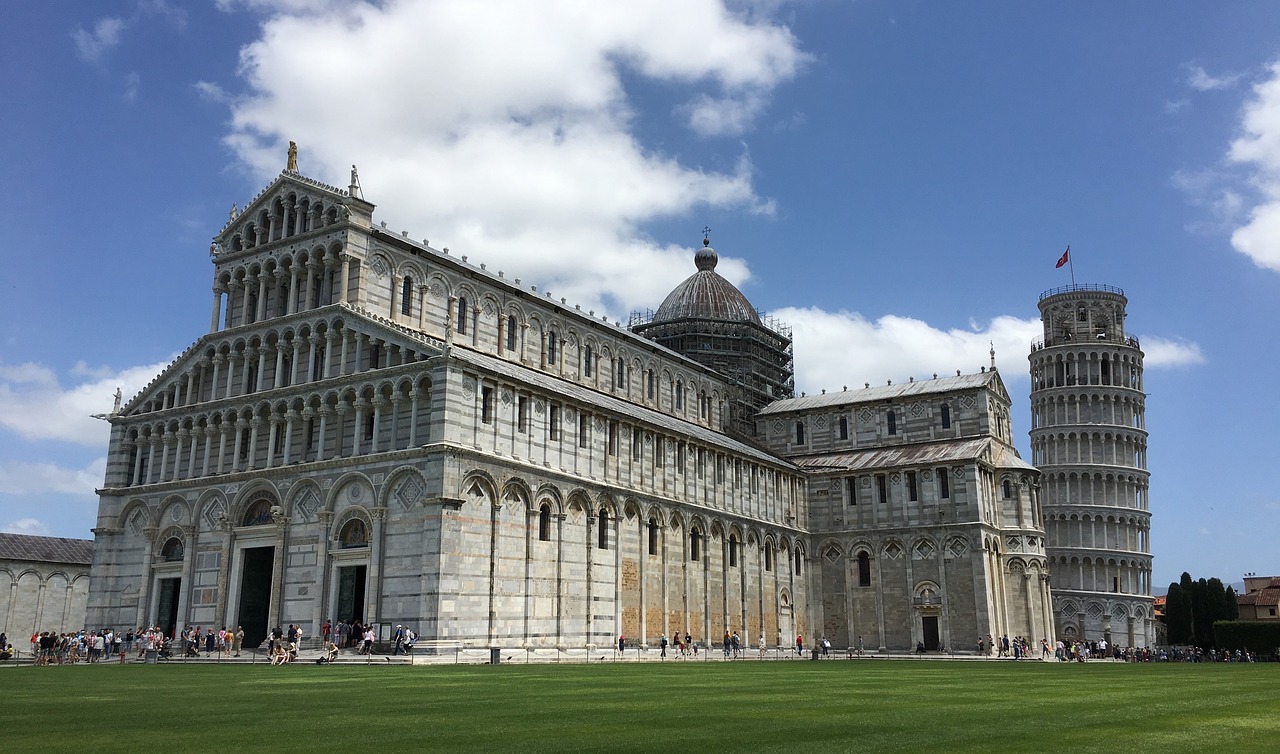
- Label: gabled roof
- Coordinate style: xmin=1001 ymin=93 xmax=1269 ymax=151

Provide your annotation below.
xmin=0 ymin=533 xmax=94 ymax=565
xmin=1238 ymin=579 xmax=1280 ymax=606
xmin=786 ymin=436 xmax=1036 ymax=473
xmin=757 ymin=370 xmax=1006 ymax=415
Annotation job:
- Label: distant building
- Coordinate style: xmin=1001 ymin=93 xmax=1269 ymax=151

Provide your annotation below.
xmin=0 ymin=533 xmax=94 ymax=637
xmin=1029 ymin=285 xmax=1155 ymax=647
xmin=85 ymin=157 xmax=1053 ymax=652
xmin=1237 ymin=576 xmax=1280 ymax=621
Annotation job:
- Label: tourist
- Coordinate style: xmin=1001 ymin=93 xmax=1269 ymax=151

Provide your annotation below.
xmin=758 ymin=636 xmax=766 ymax=658
xmin=232 ymin=625 xmax=244 ymax=657
xmin=361 ymin=626 xmax=374 ymax=655
xmin=685 ymin=632 xmax=693 ymax=656
xmin=796 ymin=634 xmax=803 ymax=656
xmin=660 ymin=634 xmax=668 ymax=658
xmin=618 ymin=634 xmax=625 ymax=654
xmin=323 ymin=640 xmax=338 ymax=663
xmin=858 ymin=635 xmax=865 ymax=657
xmin=723 ymin=630 xmax=731 ymax=658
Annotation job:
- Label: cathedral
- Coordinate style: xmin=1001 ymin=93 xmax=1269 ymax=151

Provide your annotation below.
xmin=85 ymin=156 xmax=1069 ymax=652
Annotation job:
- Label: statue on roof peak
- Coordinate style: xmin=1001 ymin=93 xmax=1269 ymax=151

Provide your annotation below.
xmin=287 ymin=141 xmax=298 ymax=172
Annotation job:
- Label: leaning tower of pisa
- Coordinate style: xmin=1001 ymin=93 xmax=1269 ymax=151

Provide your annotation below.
xmin=1029 ymin=284 xmax=1154 ymax=647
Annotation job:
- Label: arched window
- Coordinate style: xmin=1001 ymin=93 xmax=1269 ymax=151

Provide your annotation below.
xmin=838 ymin=416 xmax=848 ymax=440
xmin=1003 ymin=479 xmax=1013 ymax=498
xmin=795 ymin=421 xmax=805 ymax=445
xmin=794 ymin=548 xmax=803 ymax=576
xmin=506 ymin=315 xmax=518 ymax=352
xmin=339 ymin=519 xmax=368 ymax=548
xmin=887 ymin=410 xmax=897 ymax=435
xmin=161 ymin=537 xmax=184 ymax=562
xmin=857 ymin=551 xmax=871 ymax=587
xmin=690 ymin=529 xmax=702 ymax=562
xmin=538 ymin=504 xmax=551 ymax=541
xmin=547 ymin=331 xmax=559 ymax=364
xmin=597 ymin=509 xmax=609 ymax=550
xmin=456 ymin=297 xmax=468 ymax=335
xmin=401 ymin=276 xmax=413 ymax=316
xmin=242 ymin=497 xmax=274 ymax=526
xmin=648 ymin=518 xmax=658 ymax=556
xmin=584 ymin=346 xmax=594 ymax=377
xmin=940 ymin=403 xmax=951 ymax=429
xmin=764 ymin=546 xmax=773 ymax=572
xmin=729 ymin=534 xmax=739 ymax=567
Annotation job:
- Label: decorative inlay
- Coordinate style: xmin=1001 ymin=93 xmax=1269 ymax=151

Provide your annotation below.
xmin=295 ymin=489 xmax=320 ymax=522
xmin=348 ymin=484 xmax=364 ymax=502
xmin=501 ymin=390 xmax=513 ymax=406
xmin=889 ymin=472 xmax=901 ymax=483
xmin=823 ymin=546 xmax=841 ymax=562
xmin=128 ymin=510 xmax=146 ymax=536
xmin=394 ymin=475 xmax=425 ymax=511
xmin=947 ymin=539 xmax=967 ymax=558
xmin=169 ymin=502 xmax=187 ymax=522
xmin=203 ymin=501 xmax=226 ymax=530
xmin=883 ymin=542 xmax=902 ymax=560
xmin=814 ymin=415 xmax=827 ymax=429
xmin=913 ymin=541 xmax=935 ymax=560
xmin=429 ymin=283 xmax=443 ymax=297
xmin=910 ymin=403 xmax=923 ymax=418
xmin=859 ymin=409 xmax=874 ymax=422
xmin=462 ymin=378 xmax=476 ymax=398
xmin=772 ymin=420 xmax=784 ymax=433
xmin=534 ymin=399 xmax=545 ymax=413
xmin=1087 ymin=602 xmax=1104 ymax=619
xmin=371 ymin=258 xmax=388 ymax=278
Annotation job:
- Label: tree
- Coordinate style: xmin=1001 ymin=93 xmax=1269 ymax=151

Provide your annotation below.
xmin=1164 ymin=580 xmax=1193 ymax=645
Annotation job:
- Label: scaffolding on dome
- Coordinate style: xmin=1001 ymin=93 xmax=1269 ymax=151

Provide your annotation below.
xmin=630 ymin=308 xmax=795 ymax=437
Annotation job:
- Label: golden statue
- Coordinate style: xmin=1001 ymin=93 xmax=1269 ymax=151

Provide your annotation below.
xmin=287 ymin=141 xmax=298 ymax=171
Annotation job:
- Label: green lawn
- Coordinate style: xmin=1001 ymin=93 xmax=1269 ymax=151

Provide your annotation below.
xmin=5 ymin=661 xmax=1277 ymax=752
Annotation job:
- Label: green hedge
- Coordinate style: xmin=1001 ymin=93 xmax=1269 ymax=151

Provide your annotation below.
xmin=1213 ymin=621 xmax=1280 ymax=655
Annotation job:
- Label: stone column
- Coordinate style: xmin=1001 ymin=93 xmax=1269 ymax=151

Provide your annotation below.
xmin=390 ymin=274 xmax=401 ymax=320
xmin=255 ymin=347 xmax=268 ymax=393
xmin=367 ymin=507 xmax=388 ymax=628
xmin=265 ymin=415 xmax=279 ymax=469
xmin=129 ymin=441 xmax=143 ymax=486
xmin=225 ymin=281 xmax=240 ymax=329
xmin=370 ymin=399 xmax=383 ymax=453
xmin=306 ymin=336 xmax=319 ymax=382
xmin=231 ymin=420 xmax=245 ymax=472
xmin=408 ymin=389 xmax=421 ymax=446
xmin=316 ymin=407 xmax=330 ymax=462
xmin=247 ymin=419 xmax=262 ymax=471
xmin=217 ymin=423 xmax=229 ymax=475
xmin=211 ymin=287 xmax=224 ymax=332
xmin=288 ymin=264 xmax=300 ymax=315
xmin=323 ymin=331 xmax=337 ymax=380
xmin=175 ymin=428 xmax=190 ymax=479
xmin=353 ymin=401 xmax=366 ymax=456
xmin=268 ymin=507 xmax=287 ymax=633
xmin=283 ymin=410 xmax=297 ymax=465
xmin=273 ymin=344 xmax=286 ymax=389
xmin=315 ymin=510 xmax=334 ymax=633
xmin=334 ymin=404 xmax=348 ymax=459
xmin=224 ymin=354 xmax=238 ymax=399
xmin=338 ymin=254 xmax=351 ymax=305
xmin=201 ymin=426 xmax=216 ymax=477
xmin=338 ymin=328 xmax=350 ymax=377
xmin=137 ymin=527 xmax=158 ymax=629
xmin=240 ymin=274 xmax=254 ymax=324
xmin=417 ymin=285 xmax=427 ymax=330
xmin=159 ymin=432 xmax=173 ymax=482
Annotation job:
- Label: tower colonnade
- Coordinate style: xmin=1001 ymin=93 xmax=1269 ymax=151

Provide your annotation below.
xmin=1029 ymin=284 xmax=1153 ymax=647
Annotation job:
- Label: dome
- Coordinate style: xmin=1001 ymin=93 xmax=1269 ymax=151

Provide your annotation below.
xmin=651 ymin=240 xmax=761 ymax=325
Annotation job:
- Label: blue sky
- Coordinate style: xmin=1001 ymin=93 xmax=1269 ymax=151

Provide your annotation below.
xmin=2 ymin=1 xmax=1278 ymax=590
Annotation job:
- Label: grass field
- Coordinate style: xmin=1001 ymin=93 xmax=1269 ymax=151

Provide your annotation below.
xmin=5 ymin=660 xmax=1277 ymax=752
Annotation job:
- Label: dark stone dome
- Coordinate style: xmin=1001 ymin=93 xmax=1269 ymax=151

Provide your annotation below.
xmin=652 ymin=241 xmax=761 ymax=325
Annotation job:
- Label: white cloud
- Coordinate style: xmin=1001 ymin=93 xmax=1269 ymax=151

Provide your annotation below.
xmin=1138 ymin=336 xmax=1205 ymax=367
xmin=683 ymin=92 xmax=769 ymax=136
xmin=1186 ymin=64 xmax=1241 ymax=92
xmin=774 ymin=308 xmax=1043 ymax=395
xmin=0 ymin=459 xmax=105 ymax=497
xmin=124 ymin=72 xmax=141 ymax=102
xmin=194 ymin=80 xmax=231 ymax=104
xmin=772 ymin=308 xmax=1205 ymax=395
xmin=0 ymin=360 xmax=173 ymax=446
xmin=72 ymin=17 xmax=126 ymax=63
xmin=1228 ymin=61 xmax=1280 ymax=272
xmin=1164 ymin=98 xmax=1189 ymax=115
xmin=1 ymin=518 xmax=50 ymax=536
xmin=217 ymin=0 xmax=806 ymax=316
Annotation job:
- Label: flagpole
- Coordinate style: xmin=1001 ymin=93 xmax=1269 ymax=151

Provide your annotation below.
xmin=1068 ymin=245 xmax=1075 ymax=286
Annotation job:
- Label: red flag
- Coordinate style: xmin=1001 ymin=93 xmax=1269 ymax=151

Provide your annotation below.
xmin=1055 ymin=247 xmax=1070 ymax=269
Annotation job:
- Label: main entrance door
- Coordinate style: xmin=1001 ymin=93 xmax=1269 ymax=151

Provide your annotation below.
xmin=156 ymin=578 xmax=181 ymax=638
xmin=336 ymin=565 xmax=367 ymax=624
xmin=922 ymin=615 xmax=940 ymax=651
xmin=237 ymin=546 xmax=274 ymax=650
